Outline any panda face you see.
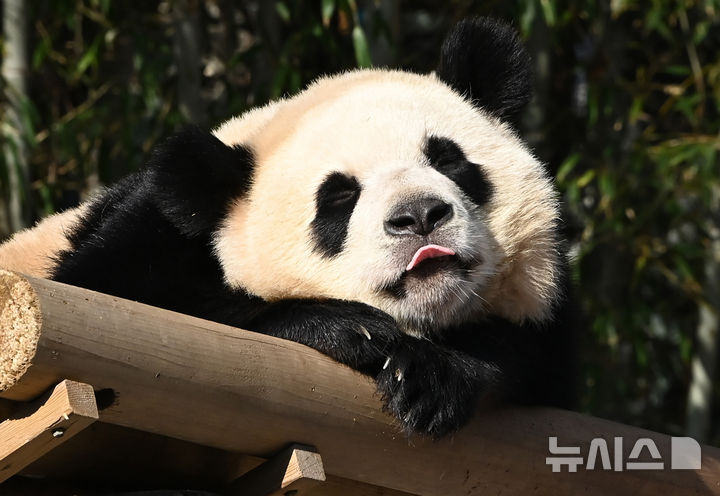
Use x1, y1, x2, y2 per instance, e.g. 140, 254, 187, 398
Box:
213, 70, 561, 335
306, 140, 499, 335
323, 133, 510, 332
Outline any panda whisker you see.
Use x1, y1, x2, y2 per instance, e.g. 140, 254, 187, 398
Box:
449, 285, 471, 304
458, 280, 480, 298
456, 284, 471, 301
457, 278, 488, 304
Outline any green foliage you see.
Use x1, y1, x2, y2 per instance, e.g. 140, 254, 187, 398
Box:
514, 0, 720, 438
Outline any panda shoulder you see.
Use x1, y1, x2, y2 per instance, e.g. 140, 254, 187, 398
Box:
0, 205, 87, 278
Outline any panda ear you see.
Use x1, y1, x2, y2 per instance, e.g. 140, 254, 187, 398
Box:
436, 17, 532, 119
145, 125, 255, 237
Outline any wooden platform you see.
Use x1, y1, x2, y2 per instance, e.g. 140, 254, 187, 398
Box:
1, 270, 719, 495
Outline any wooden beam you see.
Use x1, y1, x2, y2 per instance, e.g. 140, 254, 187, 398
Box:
0, 380, 98, 483
16, 423, 410, 495
1, 270, 719, 495
226, 444, 325, 496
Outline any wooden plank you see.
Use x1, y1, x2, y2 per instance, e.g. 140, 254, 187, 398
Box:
0, 380, 98, 483
226, 444, 325, 496
1, 271, 719, 495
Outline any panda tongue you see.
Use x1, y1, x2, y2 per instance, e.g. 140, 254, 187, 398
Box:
406, 244, 456, 272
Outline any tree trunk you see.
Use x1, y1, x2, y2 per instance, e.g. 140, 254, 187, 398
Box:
173, 0, 206, 125
2, 0, 31, 232
686, 186, 720, 442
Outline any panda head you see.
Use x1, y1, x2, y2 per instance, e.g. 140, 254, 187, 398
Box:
168, 18, 562, 336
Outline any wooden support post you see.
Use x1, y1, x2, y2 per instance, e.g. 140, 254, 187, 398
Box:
226, 444, 325, 496
0, 380, 98, 483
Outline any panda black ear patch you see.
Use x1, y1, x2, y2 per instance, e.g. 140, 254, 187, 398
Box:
436, 17, 532, 118
146, 125, 255, 237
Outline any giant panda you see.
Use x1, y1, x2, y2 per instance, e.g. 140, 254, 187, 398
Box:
0, 18, 575, 437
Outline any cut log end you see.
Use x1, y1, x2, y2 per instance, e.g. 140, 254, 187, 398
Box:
0, 270, 42, 393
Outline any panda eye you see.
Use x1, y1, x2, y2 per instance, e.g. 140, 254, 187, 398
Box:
316, 172, 361, 209
325, 189, 359, 207
435, 159, 469, 173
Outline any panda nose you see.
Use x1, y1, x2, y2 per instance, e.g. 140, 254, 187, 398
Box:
384, 198, 454, 236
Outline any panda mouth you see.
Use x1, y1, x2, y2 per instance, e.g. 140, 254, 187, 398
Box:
406, 255, 461, 278
406, 244, 456, 271
382, 247, 470, 299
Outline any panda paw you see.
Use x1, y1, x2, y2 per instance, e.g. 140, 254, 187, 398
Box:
374, 338, 494, 438
337, 306, 406, 375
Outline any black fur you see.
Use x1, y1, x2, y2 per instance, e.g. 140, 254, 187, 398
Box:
310, 172, 361, 257
147, 125, 255, 237
424, 136, 494, 206
436, 17, 532, 118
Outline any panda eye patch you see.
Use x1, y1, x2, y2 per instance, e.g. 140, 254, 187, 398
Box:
311, 172, 361, 258
424, 135, 493, 206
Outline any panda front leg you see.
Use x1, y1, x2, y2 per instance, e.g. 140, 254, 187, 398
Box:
246, 298, 498, 437
245, 298, 403, 376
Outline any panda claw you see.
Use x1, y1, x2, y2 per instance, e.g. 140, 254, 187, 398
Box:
395, 368, 403, 381
383, 357, 391, 370
359, 326, 371, 340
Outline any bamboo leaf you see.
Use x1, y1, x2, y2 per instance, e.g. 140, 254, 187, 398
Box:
539, 0, 556, 26
352, 25, 372, 68
629, 97, 644, 124
556, 153, 580, 184
76, 37, 101, 77
576, 170, 596, 188
275, 1, 291, 23
321, 0, 336, 28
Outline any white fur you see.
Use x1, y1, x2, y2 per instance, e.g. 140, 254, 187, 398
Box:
0, 205, 86, 278
213, 69, 561, 332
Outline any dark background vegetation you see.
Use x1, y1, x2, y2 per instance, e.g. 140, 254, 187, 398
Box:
1, 1, 718, 444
